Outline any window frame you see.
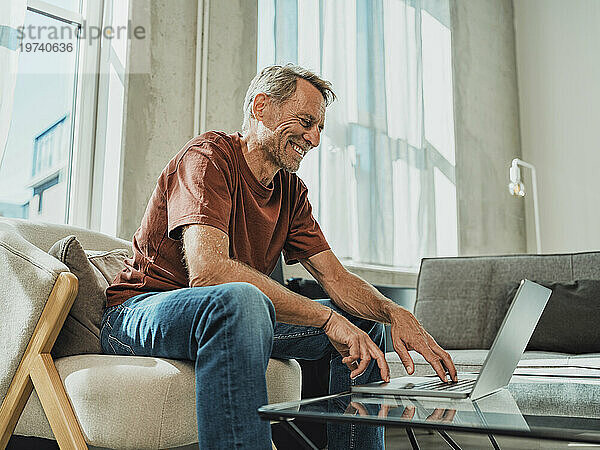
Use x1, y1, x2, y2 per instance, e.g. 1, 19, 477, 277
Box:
88, 0, 130, 235
23, 0, 103, 228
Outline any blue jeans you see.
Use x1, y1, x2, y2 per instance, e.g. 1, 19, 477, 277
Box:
100, 282, 385, 450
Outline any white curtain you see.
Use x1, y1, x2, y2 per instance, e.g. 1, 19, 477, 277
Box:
258, 0, 456, 270
0, 0, 27, 167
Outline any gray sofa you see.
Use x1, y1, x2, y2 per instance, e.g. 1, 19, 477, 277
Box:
0, 218, 301, 449
385, 252, 600, 416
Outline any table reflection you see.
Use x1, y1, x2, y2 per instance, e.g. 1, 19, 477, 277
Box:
325, 389, 530, 432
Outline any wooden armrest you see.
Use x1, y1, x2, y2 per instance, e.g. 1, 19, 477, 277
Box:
0, 272, 87, 449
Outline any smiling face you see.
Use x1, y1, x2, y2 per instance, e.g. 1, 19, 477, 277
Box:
256, 78, 326, 173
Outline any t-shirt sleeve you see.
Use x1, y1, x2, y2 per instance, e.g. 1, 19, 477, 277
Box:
283, 179, 330, 265
164, 144, 233, 240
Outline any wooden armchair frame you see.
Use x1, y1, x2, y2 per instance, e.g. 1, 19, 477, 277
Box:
0, 272, 88, 449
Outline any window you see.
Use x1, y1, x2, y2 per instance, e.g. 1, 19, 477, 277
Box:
0, 0, 101, 226
258, 0, 458, 270
1, 4, 78, 223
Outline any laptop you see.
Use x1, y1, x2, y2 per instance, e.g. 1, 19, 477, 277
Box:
352, 279, 552, 400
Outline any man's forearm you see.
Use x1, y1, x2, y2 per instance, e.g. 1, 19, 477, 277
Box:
189, 258, 330, 327
309, 267, 400, 324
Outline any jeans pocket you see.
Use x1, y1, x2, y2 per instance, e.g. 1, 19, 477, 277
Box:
107, 335, 136, 356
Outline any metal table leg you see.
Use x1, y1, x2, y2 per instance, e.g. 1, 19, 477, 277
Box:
406, 428, 421, 450
437, 430, 463, 449
277, 420, 320, 450
488, 434, 501, 449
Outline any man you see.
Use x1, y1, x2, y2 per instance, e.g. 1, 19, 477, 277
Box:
103, 64, 457, 449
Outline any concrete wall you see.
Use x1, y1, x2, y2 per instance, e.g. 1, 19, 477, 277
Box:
514, 0, 600, 253
116, 0, 258, 240
203, 0, 258, 133
451, 0, 526, 255
117, 0, 198, 240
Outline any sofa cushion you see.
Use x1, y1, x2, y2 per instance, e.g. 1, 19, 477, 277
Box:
508, 378, 600, 417
15, 355, 302, 449
48, 236, 129, 358
506, 280, 600, 354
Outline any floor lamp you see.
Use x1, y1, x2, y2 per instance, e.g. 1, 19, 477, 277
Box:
508, 158, 541, 253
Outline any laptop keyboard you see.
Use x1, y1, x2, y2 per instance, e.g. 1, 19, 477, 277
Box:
411, 378, 476, 392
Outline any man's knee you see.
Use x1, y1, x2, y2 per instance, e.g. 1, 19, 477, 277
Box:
189, 282, 275, 356
216, 282, 276, 327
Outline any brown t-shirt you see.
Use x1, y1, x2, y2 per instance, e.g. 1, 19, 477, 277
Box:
106, 131, 330, 308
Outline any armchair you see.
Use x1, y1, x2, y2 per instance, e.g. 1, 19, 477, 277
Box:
0, 218, 301, 449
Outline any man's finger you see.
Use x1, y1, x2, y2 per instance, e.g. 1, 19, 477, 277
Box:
424, 353, 449, 382
342, 357, 358, 372
437, 349, 458, 382
371, 345, 390, 382
412, 336, 448, 381
342, 355, 358, 365
340, 338, 361, 372
348, 338, 360, 361
350, 343, 371, 378
427, 335, 458, 382
351, 350, 370, 379
393, 340, 414, 375
440, 353, 458, 382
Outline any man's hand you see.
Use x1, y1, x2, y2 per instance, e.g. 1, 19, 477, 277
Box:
389, 308, 458, 382
323, 311, 390, 381
300, 250, 457, 383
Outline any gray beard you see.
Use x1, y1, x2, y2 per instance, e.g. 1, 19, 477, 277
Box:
263, 134, 300, 173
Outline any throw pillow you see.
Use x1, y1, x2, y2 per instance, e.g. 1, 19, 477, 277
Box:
86, 248, 130, 285
48, 236, 129, 358
506, 280, 600, 354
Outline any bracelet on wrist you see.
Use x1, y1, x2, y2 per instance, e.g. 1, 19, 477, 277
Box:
319, 309, 333, 329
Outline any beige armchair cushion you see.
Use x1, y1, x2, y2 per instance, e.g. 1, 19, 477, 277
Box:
16, 355, 302, 449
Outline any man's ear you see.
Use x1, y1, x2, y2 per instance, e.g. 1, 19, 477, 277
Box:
252, 93, 269, 123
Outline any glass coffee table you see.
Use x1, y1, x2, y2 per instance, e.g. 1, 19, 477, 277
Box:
259, 374, 600, 449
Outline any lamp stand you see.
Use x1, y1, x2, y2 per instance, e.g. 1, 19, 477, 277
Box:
511, 158, 541, 254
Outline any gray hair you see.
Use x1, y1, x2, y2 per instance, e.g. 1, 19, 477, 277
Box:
242, 64, 336, 132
